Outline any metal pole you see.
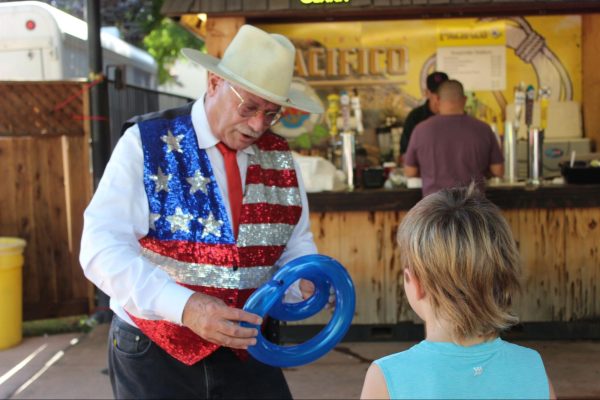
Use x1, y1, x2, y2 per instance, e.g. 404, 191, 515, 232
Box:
86, 0, 112, 323
87, 0, 111, 189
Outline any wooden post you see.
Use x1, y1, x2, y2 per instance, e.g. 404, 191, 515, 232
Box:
205, 17, 246, 58
583, 14, 600, 151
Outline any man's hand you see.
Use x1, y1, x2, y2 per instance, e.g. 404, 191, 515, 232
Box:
182, 292, 262, 349
403, 164, 419, 177
299, 278, 336, 309
299, 278, 315, 300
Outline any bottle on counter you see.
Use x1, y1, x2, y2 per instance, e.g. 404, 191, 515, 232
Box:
376, 120, 393, 163
326, 93, 340, 137
503, 121, 518, 184
339, 90, 355, 190
527, 127, 544, 186
539, 86, 551, 131
350, 88, 364, 135
513, 82, 526, 137
339, 90, 351, 133
326, 93, 341, 168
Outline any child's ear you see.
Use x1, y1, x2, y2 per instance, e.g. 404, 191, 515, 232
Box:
405, 268, 426, 300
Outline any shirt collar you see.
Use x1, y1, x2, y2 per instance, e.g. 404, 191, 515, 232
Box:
191, 93, 255, 156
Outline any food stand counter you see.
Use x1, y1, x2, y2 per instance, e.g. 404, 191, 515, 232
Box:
289, 184, 600, 340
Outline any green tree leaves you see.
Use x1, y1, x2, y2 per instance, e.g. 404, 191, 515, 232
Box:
143, 17, 205, 84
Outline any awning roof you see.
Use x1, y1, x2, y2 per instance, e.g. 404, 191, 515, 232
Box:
161, 0, 600, 22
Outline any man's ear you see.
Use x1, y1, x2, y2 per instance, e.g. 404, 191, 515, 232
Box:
206, 73, 222, 95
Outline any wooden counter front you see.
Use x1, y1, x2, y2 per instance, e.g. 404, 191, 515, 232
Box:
302, 185, 600, 327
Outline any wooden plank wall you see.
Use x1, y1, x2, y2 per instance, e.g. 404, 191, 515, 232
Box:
0, 82, 94, 320
582, 13, 600, 151
304, 208, 600, 325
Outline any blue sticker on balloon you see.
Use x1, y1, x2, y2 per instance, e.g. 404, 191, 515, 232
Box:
242, 254, 355, 368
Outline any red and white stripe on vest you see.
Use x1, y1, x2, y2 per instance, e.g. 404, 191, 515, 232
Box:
127, 107, 301, 365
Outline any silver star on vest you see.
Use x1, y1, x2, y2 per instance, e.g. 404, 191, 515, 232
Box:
198, 211, 224, 238
161, 130, 184, 153
186, 170, 210, 195
166, 207, 194, 233
150, 167, 171, 193
149, 213, 161, 231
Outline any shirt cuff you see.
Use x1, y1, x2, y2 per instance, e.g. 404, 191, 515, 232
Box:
155, 281, 195, 325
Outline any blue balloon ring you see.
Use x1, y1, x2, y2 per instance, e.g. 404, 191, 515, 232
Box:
242, 254, 356, 368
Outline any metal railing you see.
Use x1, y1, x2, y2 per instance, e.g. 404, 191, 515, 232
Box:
107, 80, 193, 149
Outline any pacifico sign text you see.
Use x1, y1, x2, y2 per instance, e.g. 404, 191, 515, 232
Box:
294, 46, 407, 78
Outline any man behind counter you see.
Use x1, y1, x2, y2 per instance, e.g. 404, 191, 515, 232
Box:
399, 71, 449, 158
403, 79, 504, 197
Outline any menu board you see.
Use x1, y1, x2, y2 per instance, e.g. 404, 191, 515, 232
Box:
436, 20, 506, 91
437, 45, 506, 91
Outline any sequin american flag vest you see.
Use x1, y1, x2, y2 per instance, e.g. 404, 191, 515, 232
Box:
125, 104, 302, 365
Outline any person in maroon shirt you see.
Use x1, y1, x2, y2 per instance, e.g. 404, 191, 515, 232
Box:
403, 80, 504, 197
399, 71, 449, 157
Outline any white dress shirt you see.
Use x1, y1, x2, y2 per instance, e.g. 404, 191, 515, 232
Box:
80, 97, 317, 327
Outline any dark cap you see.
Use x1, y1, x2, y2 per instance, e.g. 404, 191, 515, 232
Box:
426, 71, 449, 93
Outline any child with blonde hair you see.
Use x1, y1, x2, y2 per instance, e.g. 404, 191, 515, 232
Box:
360, 184, 555, 399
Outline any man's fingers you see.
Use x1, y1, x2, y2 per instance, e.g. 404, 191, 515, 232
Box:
218, 319, 259, 338
221, 306, 263, 326
300, 278, 316, 299
326, 286, 336, 311
207, 330, 258, 349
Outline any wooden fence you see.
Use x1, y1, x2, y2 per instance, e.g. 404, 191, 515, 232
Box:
0, 81, 94, 320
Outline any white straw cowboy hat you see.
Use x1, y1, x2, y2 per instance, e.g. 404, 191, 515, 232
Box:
182, 24, 323, 114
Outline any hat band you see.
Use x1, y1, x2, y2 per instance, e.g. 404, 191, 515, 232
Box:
219, 63, 290, 104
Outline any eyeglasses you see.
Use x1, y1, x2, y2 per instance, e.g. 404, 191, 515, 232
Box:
228, 83, 283, 126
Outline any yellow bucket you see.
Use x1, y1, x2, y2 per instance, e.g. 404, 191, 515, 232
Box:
0, 237, 26, 349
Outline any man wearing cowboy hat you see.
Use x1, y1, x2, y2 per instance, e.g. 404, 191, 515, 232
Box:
80, 25, 324, 398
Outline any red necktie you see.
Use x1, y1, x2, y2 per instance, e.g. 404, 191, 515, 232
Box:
216, 142, 243, 239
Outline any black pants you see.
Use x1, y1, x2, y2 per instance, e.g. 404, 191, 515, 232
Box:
108, 315, 292, 399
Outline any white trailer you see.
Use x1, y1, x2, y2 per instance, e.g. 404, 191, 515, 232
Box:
0, 1, 157, 88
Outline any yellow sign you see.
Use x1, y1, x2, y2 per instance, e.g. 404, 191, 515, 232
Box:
259, 16, 581, 133
437, 21, 506, 47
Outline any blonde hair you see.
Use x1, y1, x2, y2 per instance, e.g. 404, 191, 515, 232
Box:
397, 184, 521, 340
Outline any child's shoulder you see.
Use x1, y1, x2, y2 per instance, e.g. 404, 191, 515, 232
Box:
375, 339, 544, 366
374, 342, 427, 367
499, 339, 544, 362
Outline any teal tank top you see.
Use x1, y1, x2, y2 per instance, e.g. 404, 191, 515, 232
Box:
374, 338, 549, 399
